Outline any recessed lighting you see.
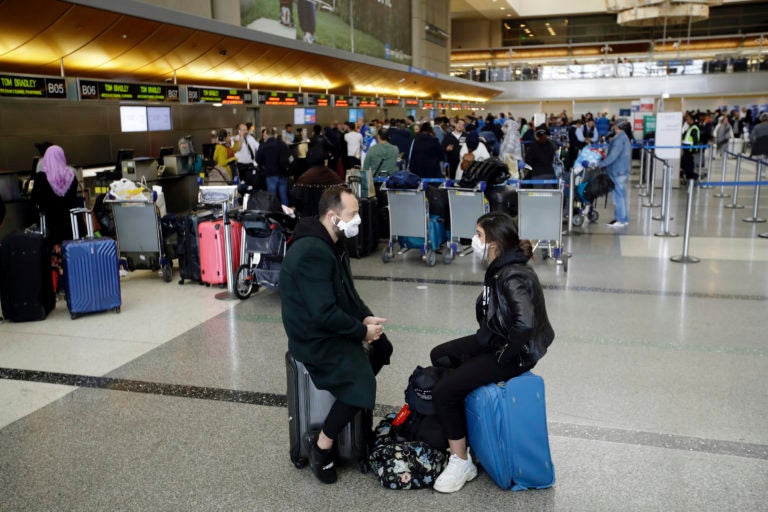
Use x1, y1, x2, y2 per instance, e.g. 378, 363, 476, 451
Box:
500, 7, 505, 9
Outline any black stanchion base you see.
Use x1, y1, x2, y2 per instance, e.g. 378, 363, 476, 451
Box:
671, 255, 700, 263
743, 217, 767, 223
712, 193, 730, 198
215, 291, 240, 301
758, 233, 768, 239
655, 231, 679, 237
723, 204, 745, 209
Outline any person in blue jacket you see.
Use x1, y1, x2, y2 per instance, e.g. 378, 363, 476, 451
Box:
599, 120, 632, 227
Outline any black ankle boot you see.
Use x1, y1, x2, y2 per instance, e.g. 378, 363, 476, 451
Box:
307, 433, 337, 484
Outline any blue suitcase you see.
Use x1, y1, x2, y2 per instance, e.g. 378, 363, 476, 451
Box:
62, 208, 121, 319
465, 371, 555, 491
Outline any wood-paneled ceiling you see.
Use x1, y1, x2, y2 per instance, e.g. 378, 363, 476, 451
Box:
0, 0, 500, 101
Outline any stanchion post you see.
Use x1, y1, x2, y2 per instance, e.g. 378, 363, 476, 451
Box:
566, 169, 575, 235
655, 161, 678, 237
743, 159, 766, 223
643, 156, 661, 207
636, 146, 646, 189
701, 143, 714, 188
713, 151, 729, 198
639, 148, 650, 197
671, 179, 700, 263
652, 159, 668, 220
724, 154, 745, 209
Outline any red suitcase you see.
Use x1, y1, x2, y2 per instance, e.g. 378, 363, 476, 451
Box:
198, 218, 242, 285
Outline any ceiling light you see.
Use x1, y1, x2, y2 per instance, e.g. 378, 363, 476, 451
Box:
500, 7, 505, 9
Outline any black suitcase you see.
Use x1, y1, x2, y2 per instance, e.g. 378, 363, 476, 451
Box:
486, 186, 518, 217
286, 351, 371, 472
346, 197, 377, 258
176, 210, 213, 284
0, 231, 55, 322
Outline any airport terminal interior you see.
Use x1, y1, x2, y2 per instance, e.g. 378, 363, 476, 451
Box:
1, 1, 767, 511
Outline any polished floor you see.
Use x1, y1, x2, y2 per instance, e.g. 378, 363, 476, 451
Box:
1, 156, 767, 511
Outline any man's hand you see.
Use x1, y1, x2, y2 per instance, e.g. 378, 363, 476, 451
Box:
363, 316, 386, 343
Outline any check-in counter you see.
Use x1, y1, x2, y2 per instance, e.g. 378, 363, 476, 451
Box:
147, 174, 200, 214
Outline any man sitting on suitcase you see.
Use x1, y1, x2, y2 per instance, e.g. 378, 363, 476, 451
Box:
280, 185, 393, 484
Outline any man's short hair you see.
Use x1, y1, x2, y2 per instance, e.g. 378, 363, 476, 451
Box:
318, 185, 353, 216
377, 128, 390, 141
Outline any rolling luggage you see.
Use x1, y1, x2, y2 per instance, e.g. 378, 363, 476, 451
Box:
176, 210, 212, 284
62, 208, 121, 319
198, 217, 242, 285
286, 351, 371, 472
345, 196, 377, 258
0, 229, 55, 322
465, 371, 555, 491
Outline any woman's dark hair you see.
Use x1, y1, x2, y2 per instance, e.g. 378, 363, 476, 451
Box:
217, 129, 228, 141
313, 124, 322, 135
419, 122, 434, 135
477, 211, 533, 260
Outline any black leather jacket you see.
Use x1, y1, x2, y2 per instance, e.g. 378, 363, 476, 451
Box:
475, 248, 555, 366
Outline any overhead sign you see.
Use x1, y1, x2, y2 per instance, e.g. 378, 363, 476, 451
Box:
422, 101, 434, 109
383, 98, 401, 107
188, 87, 251, 104
404, 98, 420, 108
79, 79, 179, 102
334, 95, 350, 107
307, 93, 330, 107
0, 74, 66, 99
257, 90, 300, 106
358, 97, 379, 108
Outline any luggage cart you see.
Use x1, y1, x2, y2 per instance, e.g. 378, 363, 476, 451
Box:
381, 184, 436, 266
517, 180, 568, 271
109, 196, 174, 282
443, 181, 490, 264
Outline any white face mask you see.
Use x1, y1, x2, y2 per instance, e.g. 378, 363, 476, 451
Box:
472, 234, 490, 260
335, 213, 362, 238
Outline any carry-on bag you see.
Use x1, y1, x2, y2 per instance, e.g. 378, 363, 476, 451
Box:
176, 210, 213, 284
198, 217, 242, 285
345, 196, 378, 258
62, 208, 121, 319
0, 221, 55, 322
465, 371, 555, 491
286, 351, 371, 472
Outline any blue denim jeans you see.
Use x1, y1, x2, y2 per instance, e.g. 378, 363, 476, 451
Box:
266, 175, 289, 206
611, 174, 629, 223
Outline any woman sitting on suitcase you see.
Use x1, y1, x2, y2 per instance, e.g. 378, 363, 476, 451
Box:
430, 211, 555, 493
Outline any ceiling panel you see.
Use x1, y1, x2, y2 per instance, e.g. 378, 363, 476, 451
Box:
0, 0, 499, 101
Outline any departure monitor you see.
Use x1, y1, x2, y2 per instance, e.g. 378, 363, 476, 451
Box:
120, 106, 147, 132
147, 106, 172, 131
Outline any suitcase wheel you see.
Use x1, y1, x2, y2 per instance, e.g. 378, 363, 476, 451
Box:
114, 307, 121, 314
70, 313, 78, 320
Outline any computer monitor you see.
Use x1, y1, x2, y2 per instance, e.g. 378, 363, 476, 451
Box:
158, 146, 175, 166
115, 148, 135, 173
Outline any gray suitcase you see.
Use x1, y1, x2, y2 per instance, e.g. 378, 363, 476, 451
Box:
285, 351, 370, 472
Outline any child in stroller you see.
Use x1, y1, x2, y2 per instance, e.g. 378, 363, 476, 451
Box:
569, 146, 614, 226
233, 209, 296, 299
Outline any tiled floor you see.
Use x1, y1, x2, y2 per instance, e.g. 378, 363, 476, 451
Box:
1, 157, 767, 511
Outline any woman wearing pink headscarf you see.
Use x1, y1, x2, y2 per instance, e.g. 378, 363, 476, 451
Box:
31, 145, 81, 282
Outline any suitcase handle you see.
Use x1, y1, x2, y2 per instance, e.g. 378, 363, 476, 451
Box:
69, 207, 94, 240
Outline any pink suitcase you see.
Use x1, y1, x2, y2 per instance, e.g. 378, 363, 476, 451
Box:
198, 218, 242, 285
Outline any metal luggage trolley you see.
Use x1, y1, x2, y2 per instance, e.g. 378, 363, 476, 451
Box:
517, 179, 568, 271
443, 181, 490, 264
108, 193, 174, 282
381, 183, 437, 266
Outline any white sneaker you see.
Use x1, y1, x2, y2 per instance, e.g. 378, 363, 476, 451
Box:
433, 449, 478, 493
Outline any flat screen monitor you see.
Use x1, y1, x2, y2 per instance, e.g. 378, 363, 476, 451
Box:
304, 108, 317, 124
147, 106, 172, 131
120, 106, 147, 132
158, 146, 175, 165
348, 108, 364, 123
115, 148, 135, 172
293, 108, 305, 126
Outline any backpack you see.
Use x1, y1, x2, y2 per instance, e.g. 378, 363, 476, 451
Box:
178, 136, 195, 156
458, 157, 509, 188
385, 170, 421, 190
368, 413, 449, 490
582, 173, 615, 202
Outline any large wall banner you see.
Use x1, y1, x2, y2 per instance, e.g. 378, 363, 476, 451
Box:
241, 0, 412, 65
